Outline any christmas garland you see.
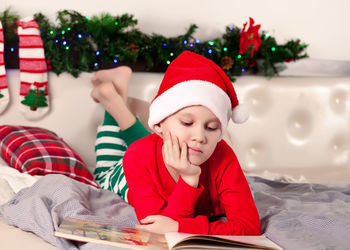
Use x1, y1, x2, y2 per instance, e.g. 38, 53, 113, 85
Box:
1, 8, 308, 80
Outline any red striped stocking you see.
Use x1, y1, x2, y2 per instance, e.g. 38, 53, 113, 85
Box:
0, 21, 9, 114
18, 16, 49, 120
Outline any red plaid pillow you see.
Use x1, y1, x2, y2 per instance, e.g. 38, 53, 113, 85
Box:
0, 125, 98, 188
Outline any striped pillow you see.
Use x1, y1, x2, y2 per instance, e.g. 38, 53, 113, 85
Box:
0, 125, 98, 188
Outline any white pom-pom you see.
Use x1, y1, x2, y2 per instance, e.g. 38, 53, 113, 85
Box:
232, 104, 249, 124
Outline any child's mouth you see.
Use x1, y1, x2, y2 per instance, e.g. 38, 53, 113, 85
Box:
189, 147, 202, 154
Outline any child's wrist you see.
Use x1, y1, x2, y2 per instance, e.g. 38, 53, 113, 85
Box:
181, 175, 200, 188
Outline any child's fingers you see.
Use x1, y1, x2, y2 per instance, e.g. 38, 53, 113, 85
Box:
140, 215, 157, 224
171, 133, 180, 159
180, 142, 188, 163
163, 131, 172, 161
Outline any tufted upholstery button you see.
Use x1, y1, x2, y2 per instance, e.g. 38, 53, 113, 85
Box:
244, 87, 272, 118
329, 88, 349, 114
286, 109, 313, 144
329, 133, 349, 165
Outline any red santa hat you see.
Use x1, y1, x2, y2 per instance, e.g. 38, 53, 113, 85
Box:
148, 51, 249, 139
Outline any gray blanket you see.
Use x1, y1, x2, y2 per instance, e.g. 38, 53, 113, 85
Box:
1, 174, 350, 250
0, 174, 138, 250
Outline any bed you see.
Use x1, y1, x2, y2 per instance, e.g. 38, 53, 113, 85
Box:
1, 69, 350, 249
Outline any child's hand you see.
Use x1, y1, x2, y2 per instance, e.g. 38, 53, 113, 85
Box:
135, 215, 179, 234
163, 131, 201, 187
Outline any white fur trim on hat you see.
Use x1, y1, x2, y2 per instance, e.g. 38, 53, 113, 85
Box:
148, 80, 232, 140
232, 103, 250, 124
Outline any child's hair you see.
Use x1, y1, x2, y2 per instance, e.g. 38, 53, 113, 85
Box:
148, 51, 249, 139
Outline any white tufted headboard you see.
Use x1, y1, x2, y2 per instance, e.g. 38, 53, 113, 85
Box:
1, 70, 350, 182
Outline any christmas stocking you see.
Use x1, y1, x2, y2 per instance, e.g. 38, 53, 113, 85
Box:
0, 21, 9, 114
18, 16, 49, 120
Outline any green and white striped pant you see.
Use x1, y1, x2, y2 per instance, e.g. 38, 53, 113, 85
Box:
93, 111, 150, 202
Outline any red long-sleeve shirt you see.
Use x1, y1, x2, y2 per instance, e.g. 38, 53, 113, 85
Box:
123, 133, 261, 235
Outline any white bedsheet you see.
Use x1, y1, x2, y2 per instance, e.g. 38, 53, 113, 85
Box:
0, 164, 42, 205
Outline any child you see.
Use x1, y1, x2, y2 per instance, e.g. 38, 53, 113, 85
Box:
91, 51, 261, 236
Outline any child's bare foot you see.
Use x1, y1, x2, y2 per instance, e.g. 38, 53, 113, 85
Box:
90, 81, 122, 105
91, 66, 132, 103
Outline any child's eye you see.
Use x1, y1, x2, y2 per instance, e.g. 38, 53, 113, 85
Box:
206, 126, 218, 131
181, 121, 193, 126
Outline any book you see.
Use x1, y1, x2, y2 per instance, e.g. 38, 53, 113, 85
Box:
54, 217, 282, 250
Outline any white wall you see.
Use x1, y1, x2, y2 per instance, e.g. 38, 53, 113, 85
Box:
2, 0, 350, 62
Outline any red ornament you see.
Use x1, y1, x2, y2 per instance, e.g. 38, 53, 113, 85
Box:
284, 58, 294, 63
239, 17, 261, 58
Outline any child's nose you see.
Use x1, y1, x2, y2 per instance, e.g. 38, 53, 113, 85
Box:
192, 127, 206, 143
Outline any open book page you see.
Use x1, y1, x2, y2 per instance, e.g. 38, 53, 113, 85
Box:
54, 217, 168, 250
165, 232, 283, 250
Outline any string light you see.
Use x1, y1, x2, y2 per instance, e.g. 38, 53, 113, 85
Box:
9, 10, 306, 80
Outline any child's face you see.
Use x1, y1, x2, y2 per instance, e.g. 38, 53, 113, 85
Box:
155, 105, 222, 165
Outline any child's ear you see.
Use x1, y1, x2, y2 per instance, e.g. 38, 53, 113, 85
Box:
153, 123, 163, 137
